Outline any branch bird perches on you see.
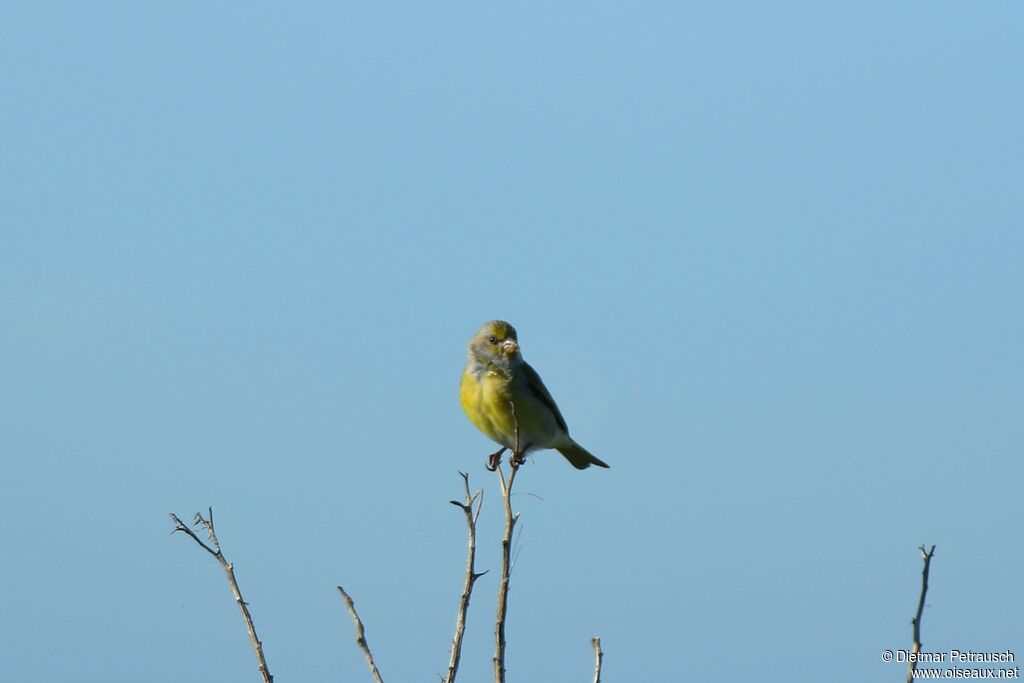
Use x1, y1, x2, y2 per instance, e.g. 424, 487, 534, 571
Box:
493, 400, 522, 683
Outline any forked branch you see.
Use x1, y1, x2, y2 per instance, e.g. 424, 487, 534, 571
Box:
492, 401, 523, 683
170, 509, 273, 683
907, 544, 937, 683
444, 472, 486, 683
493, 462, 520, 683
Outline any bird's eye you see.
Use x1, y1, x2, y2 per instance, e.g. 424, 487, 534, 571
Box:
488, 336, 498, 344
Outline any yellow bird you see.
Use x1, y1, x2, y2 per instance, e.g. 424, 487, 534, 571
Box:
460, 320, 609, 470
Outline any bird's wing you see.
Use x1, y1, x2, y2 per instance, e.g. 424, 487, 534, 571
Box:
520, 361, 569, 433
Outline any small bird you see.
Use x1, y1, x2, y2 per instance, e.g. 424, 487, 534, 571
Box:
460, 320, 609, 470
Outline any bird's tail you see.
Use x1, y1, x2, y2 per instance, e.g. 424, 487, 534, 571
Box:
557, 440, 610, 470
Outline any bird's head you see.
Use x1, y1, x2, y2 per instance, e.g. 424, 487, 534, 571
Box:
467, 320, 521, 373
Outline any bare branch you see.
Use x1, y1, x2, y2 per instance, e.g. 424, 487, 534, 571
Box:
169, 513, 219, 559
907, 544, 937, 683
591, 637, 604, 683
491, 400, 525, 682
493, 462, 520, 683
443, 472, 485, 683
337, 586, 385, 683
169, 510, 273, 683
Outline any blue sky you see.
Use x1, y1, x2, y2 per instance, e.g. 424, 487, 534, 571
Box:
1, 3, 1021, 681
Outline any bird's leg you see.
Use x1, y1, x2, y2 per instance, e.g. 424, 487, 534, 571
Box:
509, 400, 525, 468
486, 447, 507, 472
510, 444, 531, 469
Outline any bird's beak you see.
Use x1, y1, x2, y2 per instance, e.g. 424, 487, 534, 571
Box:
501, 339, 519, 356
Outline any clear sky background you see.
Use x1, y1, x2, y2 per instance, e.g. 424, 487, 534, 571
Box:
2, 3, 1021, 682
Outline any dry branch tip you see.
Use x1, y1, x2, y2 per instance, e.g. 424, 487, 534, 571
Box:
337, 586, 385, 683
592, 636, 604, 683
443, 472, 484, 683
906, 544, 937, 683
170, 508, 272, 683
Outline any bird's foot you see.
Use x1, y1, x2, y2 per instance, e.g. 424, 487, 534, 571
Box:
486, 447, 507, 472
510, 449, 528, 469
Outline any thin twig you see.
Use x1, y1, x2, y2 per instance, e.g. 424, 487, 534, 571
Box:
493, 463, 520, 683
170, 509, 273, 683
907, 544, 937, 683
591, 637, 604, 683
338, 586, 385, 683
492, 400, 523, 683
444, 472, 486, 683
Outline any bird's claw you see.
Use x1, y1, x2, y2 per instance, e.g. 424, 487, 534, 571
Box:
486, 447, 507, 471
510, 450, 526, 468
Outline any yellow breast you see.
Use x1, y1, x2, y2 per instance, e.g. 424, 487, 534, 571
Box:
460, 367, 518, 449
